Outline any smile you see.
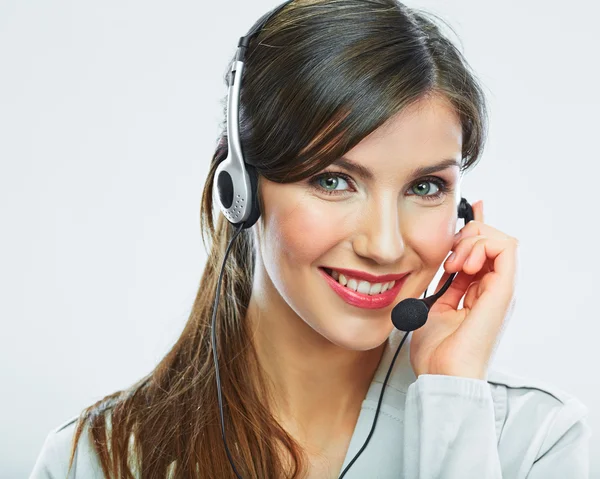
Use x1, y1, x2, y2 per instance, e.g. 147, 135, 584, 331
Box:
319, 267, 409, 310
324, 268, 396, 295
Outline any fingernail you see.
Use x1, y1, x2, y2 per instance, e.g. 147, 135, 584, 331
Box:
447, 252, 456, 263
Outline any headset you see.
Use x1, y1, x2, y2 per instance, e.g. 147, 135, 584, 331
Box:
211, 1, 474, 477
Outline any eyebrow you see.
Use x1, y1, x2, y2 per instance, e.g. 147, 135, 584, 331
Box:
331, 156, 461, 181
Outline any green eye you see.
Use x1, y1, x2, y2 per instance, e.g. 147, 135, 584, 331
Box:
411, 181, 440, 196
317, 175, 349, 191
308, 171, 354, 197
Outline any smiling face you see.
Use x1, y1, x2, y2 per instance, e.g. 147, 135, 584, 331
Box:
251, 93, 464, 351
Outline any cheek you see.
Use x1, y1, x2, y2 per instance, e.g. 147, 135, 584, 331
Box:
405, 207, 456, 266
262, 192, 343, 269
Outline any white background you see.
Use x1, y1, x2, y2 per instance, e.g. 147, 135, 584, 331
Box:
1, 0, 598, 476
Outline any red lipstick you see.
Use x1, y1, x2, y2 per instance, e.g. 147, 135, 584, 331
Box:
321, 266, 409, 283
319, 267, 409, 309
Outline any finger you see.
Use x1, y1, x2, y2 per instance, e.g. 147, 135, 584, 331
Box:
447, 235, 517, 280
448, 243, 517, 350
463, 280, 480, 310
437, 239, 491, 311
446, 235, 486, 274
454, 222, 512, 248
473, 200, 484, 223
454, 211, 515, 249
435, 271, 477, 310
459, 271, 514, 352
463, 239, 489, 276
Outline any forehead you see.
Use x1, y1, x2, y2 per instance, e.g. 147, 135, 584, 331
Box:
347, 94, 463, 169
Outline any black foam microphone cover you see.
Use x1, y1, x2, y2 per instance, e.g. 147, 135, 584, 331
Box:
391, 298, 429, 332
391, 269, 457, 332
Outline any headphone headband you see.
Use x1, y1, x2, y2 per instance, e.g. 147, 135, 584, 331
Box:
238, 0, 295, 55
215, 1, 295, 228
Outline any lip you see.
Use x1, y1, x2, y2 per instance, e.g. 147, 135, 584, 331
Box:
319, 267, 409, 310
320, 266, 410, 283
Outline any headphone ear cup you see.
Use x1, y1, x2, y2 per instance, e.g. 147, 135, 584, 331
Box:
242, 164, 261, 229
458, 198, 474, 223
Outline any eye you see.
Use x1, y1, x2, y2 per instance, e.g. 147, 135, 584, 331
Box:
411, 180, 439, 196
407, 177, 449, 201
309, 171, 353, 195
318, 175, 350, 191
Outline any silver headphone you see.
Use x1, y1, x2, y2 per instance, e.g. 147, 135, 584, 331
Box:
214, 1, 294, 229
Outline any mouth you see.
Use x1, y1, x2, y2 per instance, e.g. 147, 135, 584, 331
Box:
321, 267, 399, 295
319, 267, 409, 310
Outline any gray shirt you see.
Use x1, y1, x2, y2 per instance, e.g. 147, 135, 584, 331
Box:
30, 330, 591, 478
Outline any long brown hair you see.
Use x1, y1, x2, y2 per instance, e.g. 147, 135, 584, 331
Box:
68, 1, 488, 477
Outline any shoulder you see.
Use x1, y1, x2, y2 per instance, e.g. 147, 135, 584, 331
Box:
30, 415, 106, 479
486, 368, 590, 455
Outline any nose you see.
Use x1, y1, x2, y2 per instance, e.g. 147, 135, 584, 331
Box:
351, 199, 405, 265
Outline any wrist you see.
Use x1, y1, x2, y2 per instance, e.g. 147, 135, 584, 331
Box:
421, 367, 487, 381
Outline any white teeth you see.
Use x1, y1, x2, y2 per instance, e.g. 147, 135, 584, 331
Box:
357, 281, 371, 294
327, 268, 398, 295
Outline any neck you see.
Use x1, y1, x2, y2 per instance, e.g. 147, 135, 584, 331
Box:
246, 265, 386, 448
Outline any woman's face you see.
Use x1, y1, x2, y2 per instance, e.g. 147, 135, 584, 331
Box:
253, 94, 463, 351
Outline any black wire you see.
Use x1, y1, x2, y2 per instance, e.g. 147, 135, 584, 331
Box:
338, 287, 426, 477
212, 222, 246, 479
337, 330, 409, 478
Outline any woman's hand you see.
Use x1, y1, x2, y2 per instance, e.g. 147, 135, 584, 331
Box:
409, 200, 518, 380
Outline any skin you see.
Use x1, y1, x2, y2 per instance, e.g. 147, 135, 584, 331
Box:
245, 93, 517, 477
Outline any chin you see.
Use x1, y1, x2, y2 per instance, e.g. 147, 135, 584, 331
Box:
319, 318, 394, 352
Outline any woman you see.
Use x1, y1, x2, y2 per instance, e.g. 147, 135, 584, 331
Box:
31, 0, 590, 478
